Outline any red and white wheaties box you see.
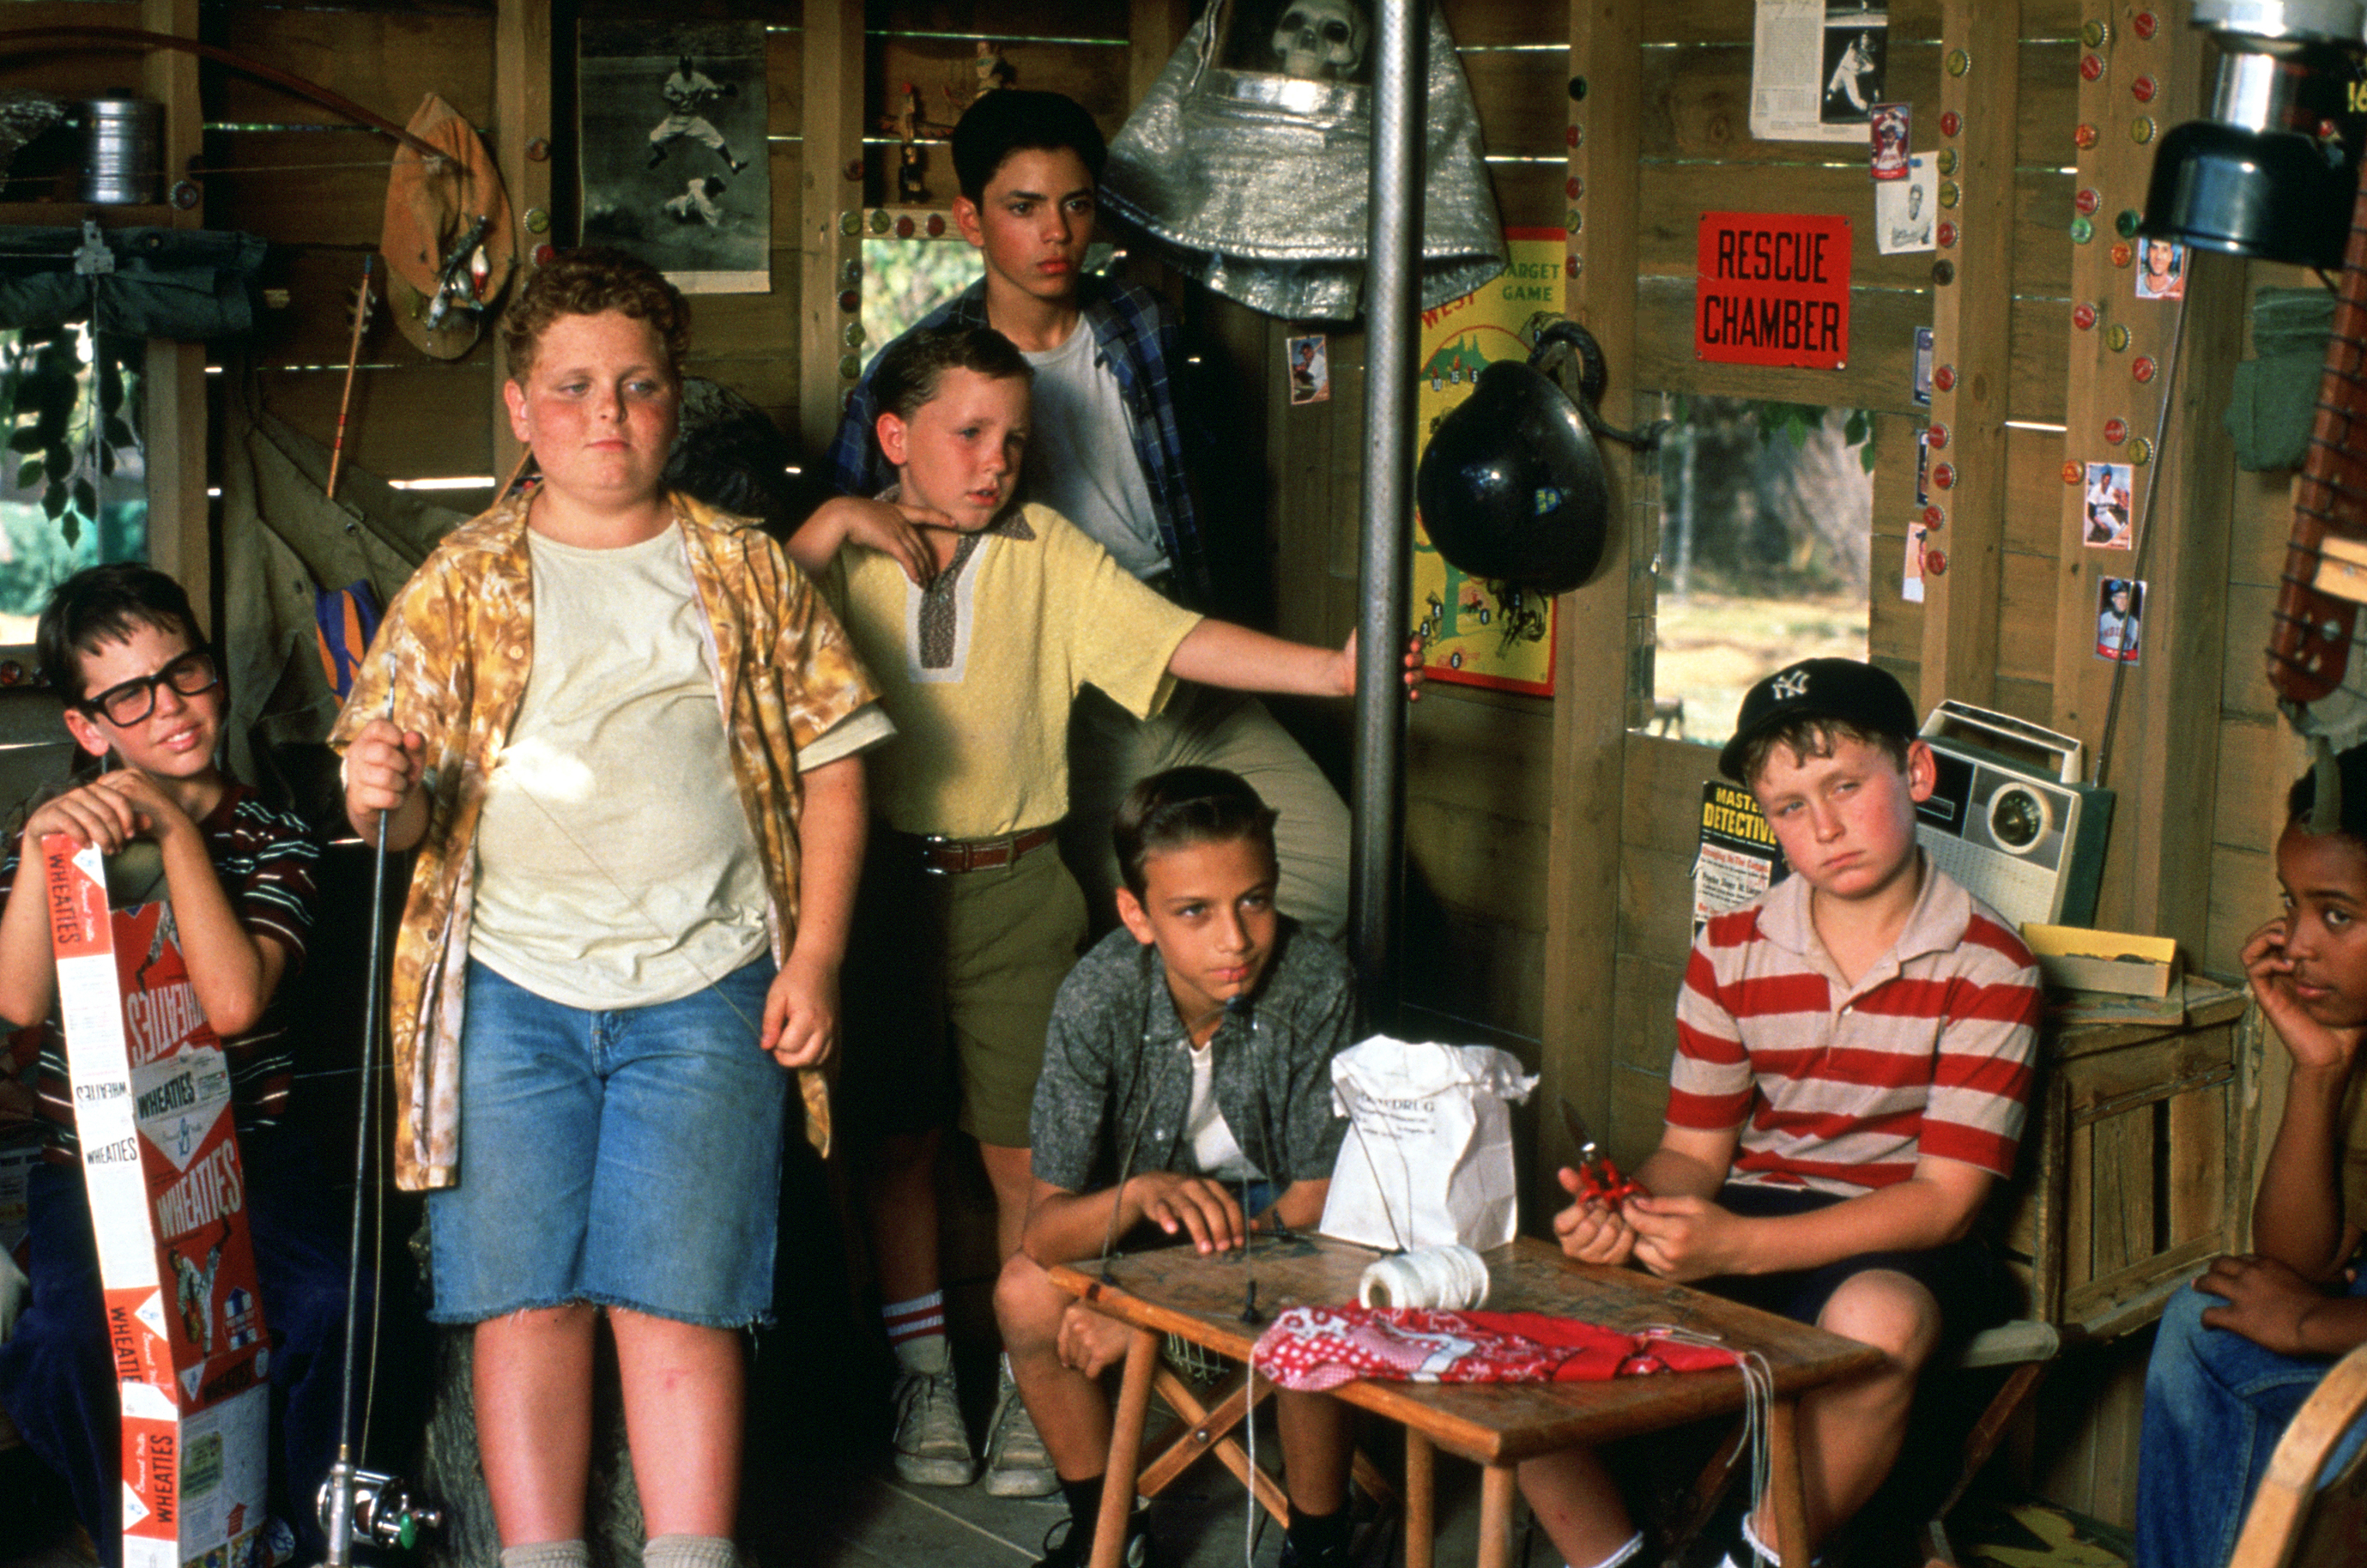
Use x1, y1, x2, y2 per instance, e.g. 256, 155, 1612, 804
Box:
45, 834, 271, 1568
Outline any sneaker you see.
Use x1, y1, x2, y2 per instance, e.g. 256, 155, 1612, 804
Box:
1677, 1497, 1775, 1568
1032, 1513, 1157, 1568
1277, 1535, 1353, 1568
888, 1364, 976, 1486
984, 1358, 1060, 1498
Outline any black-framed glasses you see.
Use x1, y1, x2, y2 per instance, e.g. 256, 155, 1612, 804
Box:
77, 650, 219, 727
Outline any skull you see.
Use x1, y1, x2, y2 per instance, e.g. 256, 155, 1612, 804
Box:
1271, 0, 1367, 82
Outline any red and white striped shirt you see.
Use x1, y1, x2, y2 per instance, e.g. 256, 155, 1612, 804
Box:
1668, 862, 2039, 1196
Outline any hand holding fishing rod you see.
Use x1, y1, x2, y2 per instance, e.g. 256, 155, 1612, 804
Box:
338, 717, 428, 851
319, 674, 441, 1565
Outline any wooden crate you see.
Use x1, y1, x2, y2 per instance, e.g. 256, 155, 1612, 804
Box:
1994, 980, 2253, 1337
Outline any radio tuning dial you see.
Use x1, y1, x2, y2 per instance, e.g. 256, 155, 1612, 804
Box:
1989, 784, 2051, 851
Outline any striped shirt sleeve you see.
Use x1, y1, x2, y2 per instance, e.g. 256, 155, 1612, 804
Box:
1915, 911, 2041, 1177
1667, 909, 1763, 1131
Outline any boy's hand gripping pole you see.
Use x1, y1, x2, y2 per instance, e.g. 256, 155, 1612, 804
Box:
319, 668, 438, 1563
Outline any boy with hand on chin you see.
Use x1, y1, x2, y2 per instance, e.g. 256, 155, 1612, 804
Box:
788, 324, 1410, 1501
994, 767, 1355, 1568
1520, 660, 2040, 1568
0, 564, 341, 1567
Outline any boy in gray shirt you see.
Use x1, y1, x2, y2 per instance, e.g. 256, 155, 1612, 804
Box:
993, 767, 1356, 1568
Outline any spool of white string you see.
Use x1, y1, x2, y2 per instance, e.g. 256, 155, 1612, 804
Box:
1358, 1244, 1491, 1310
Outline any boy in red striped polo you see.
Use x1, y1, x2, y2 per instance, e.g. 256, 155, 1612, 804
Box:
1519, 658, 2041, 1568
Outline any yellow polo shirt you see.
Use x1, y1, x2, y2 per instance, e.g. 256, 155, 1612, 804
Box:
826, 503, 1202, 840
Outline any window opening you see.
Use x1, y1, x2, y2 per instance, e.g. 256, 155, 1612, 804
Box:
0, 324, 147, 642
857, 237, 1123, 369
1647, 396, 1872, 747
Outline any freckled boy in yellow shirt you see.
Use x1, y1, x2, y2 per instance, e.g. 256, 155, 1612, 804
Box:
790, 320, 1416, 1504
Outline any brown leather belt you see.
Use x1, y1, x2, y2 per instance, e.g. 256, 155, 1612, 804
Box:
909, 826, 1057, 875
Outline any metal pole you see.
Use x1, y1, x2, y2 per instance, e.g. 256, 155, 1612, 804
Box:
1350, 0, 1424, 1022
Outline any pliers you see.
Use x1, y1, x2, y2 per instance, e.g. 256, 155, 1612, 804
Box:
1559, 1098, 1647, 1208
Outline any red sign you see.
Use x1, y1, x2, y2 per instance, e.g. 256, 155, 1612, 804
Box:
1695, 212, 1853, 370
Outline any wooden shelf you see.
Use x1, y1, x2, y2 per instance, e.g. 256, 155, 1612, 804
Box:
0, 202, 175, 228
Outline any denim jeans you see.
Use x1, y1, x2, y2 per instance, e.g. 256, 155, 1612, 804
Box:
2135, 1268, 2367, 1568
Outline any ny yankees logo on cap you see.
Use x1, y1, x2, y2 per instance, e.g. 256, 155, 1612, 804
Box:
1720, 657, 1921, 784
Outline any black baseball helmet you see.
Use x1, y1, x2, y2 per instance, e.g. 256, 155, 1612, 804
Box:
1415, 359, 1612, 596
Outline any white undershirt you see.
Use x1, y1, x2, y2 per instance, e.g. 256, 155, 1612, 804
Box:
1020, 322, 1170, 580
1184, 1042, 1263, 1183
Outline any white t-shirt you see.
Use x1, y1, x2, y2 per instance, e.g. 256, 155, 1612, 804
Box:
1021, 323, 1170, 580
1184, 1041, 1264, 1183
469, 525, 817, 1008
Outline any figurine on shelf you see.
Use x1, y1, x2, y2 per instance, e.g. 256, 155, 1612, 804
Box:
973, 39, 1014, 100
877, 82, 950, 207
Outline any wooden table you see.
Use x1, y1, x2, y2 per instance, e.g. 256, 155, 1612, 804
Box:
1050, 1234, 1883, 1568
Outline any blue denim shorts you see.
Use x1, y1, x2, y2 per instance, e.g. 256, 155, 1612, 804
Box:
425, 957, 788, 1329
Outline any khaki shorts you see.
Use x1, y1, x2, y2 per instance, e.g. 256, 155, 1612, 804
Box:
838, 827, 1086, 1149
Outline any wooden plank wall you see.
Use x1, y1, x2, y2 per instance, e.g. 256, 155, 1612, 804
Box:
1, 3, 2297, 1166
201, 0, 502, 505
1577, 3, 2326, 1172
4, 0, 2325, 1529
2213, 271, 2314, 974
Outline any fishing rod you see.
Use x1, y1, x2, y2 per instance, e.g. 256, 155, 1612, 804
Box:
317, 663, 440, 1565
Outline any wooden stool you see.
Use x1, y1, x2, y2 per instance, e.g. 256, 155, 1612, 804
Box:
1136, 1346, 1396, 1526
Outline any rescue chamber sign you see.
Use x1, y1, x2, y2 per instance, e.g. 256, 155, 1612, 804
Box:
1696, 211, 1852, 369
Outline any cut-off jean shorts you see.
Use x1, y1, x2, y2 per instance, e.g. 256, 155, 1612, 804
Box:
425, 956, 787, 1329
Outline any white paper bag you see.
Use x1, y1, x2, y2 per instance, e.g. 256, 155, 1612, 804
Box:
1317, 1035, 1538, 1251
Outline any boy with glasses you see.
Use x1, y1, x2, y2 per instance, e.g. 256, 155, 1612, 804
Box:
0, 562, 345, 1567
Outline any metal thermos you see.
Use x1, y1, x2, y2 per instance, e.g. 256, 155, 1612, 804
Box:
82, 97, 160, 204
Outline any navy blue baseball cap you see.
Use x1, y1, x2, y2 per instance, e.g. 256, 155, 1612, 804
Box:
1719, 658, 1919, 783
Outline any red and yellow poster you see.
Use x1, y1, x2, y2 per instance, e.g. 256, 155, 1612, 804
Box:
1411, 227, 1564, 696
48, 836, 271, 1568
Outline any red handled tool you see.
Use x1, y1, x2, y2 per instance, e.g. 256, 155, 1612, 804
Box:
1559, 1098, 1646, 1207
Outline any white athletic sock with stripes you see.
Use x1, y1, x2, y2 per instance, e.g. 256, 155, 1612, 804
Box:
883, 1291, 948, 1372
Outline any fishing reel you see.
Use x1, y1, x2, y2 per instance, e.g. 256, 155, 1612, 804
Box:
316, 1465, 445, 1557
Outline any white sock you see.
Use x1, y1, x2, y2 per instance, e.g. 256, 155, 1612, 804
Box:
1570, 1529, 1644, 1568
642, 1535, 736, 1568
499, 1543, 590, 1568
883, 1290, 948, 1373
